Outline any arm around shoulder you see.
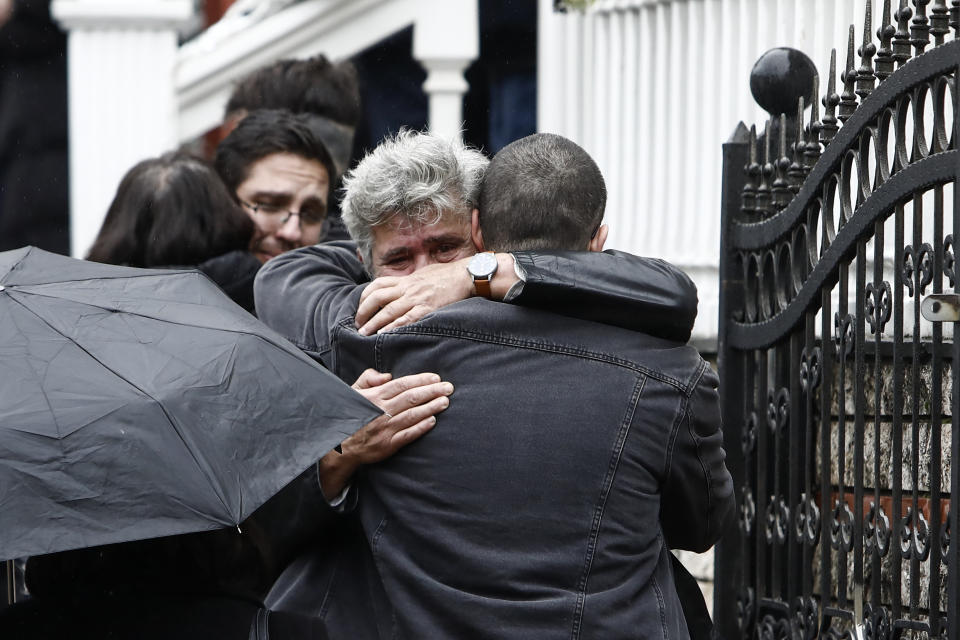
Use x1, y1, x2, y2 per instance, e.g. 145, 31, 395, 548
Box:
510, 250, 699, 343
254, 242, 370, 365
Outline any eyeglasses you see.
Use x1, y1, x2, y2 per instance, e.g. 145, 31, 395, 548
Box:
239, 199, 328, 231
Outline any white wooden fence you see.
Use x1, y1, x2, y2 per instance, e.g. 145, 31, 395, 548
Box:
538, 0, 881, 344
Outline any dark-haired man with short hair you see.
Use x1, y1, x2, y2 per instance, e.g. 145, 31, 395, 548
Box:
222, 55, 360, 180
256, 133, 732, 638
215, 109, 337, 264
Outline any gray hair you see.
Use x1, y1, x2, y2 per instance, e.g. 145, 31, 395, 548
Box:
341, 129, 488, 268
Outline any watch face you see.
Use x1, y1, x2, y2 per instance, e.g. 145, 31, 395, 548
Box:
468, 252, 498, 278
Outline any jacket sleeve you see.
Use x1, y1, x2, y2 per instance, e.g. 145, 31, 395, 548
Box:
197, 250, 261, 315
660, 361, 736, 552
253, 242, 369, 367
244, 463, 342, 573
510, 250, 699, 343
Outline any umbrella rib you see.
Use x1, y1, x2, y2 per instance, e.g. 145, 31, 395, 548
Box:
0, 245, 33, 285
14, 284, 318, 368
5, 307, 69, 440
4, 268, 194, 288
4, 293, 236, 519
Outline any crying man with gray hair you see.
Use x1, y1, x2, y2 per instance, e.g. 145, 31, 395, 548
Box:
340, 129, 488, 276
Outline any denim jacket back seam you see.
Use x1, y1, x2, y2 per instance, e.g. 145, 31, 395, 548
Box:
569, 374, 647, 640
683, 361, 717, 544
380, 322, 693, 393
652, 531, 668, 640
662, 359, 709, 482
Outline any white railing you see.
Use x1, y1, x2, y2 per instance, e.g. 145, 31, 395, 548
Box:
538, 0, 875, 345
51, 0, 478, 258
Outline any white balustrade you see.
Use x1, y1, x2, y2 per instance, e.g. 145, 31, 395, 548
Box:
54, 0, 478, 258
538, 0, 874, 345
51, 0, 194, 259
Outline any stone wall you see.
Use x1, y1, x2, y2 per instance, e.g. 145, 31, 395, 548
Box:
812, 356, 954, 630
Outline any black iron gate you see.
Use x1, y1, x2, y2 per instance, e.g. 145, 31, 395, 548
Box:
715, 2, 960, 638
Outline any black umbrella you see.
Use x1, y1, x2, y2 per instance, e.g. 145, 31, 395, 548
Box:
0, 247, 379, 562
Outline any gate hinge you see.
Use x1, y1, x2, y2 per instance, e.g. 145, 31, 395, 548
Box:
921, 294, 960, 322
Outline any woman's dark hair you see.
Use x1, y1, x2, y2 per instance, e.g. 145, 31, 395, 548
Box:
87, 152, 255, 268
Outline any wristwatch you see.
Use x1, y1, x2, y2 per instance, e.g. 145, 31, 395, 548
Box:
467, 252, 498, 298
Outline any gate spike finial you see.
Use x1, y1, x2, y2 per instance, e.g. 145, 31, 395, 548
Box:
788, 97, 806, 193
742, 124, 758, 215
875, 0, 897, 81
755, 119, 773, 216
929, 0, 950, 44
805, 75, 822, 170
856, 0, 877, 99
910, 0, 931, 55
772, 113, 791, 209
821, 49, 840, 144
893, 0, 914, 66
839, 26, 859, 123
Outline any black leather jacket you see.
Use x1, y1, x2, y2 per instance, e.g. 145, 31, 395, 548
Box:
254, 244, 733, 639
254, 241, 699, 367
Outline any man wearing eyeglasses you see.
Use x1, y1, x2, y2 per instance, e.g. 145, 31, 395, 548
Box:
215, 109, 337, 264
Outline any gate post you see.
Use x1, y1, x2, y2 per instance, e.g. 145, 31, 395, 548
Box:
714, 122, 749, 639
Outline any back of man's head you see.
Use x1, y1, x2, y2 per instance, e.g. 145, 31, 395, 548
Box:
214, 109, 337, 197
225, 55, 361, 128
478, 133, 605, 252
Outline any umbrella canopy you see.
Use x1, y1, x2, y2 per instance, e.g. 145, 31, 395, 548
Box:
0, 247, 379, 562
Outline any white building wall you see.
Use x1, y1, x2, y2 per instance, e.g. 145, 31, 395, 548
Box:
538, 0, 875, 345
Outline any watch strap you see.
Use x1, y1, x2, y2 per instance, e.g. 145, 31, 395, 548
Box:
474, 277, 493, 298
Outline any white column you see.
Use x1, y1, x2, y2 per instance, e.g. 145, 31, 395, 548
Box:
51, 0, 194, 258
412, 0, 478, 142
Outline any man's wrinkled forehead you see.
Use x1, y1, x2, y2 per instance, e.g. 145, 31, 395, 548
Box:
374, 210, 467, 236
377, 210, 443, 232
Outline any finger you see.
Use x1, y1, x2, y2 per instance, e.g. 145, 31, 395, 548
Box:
360, 372, 443, 406
351, 368, 391, 390
356, 284, 402, 327
374, 372, 443, 397
388, 416, 438, 450
380, 381, 454, 417
385, 395, 450, 431
359, 297, 416, 336
359, 276, 399, 306
347, 396, 447, 464
377, 305, 433, 333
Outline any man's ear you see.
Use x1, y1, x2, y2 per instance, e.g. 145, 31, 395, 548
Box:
588, 224, 609, 252
470, 208, 485, 251
356, 247, 364, 264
